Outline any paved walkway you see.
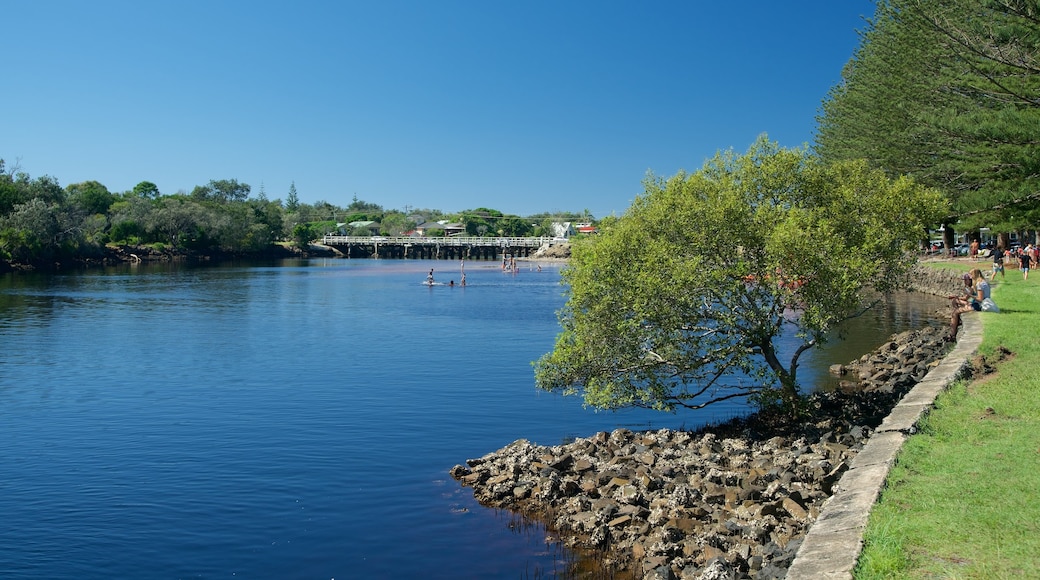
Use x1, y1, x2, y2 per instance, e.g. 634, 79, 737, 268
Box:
786, 314, 983, 579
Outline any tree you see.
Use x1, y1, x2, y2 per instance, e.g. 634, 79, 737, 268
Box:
347, 195, 383, 214
249, 198, 286, 240
146, 198, 209, 248
0, 198, 59, 260
286, 181, 299, 212
66, 180, 115, 216
291, 222, 322, 248
534, 137, 947, 414
108, 195, 155, 244
26, 175, 67, 207
379, 211, 411, 236
190, 179, 250, 203
816, 0, 1040, 238
498, 215, 532, 237
0, 160, 29, 216
131, 181, 161, 199
461, 207, 502, 236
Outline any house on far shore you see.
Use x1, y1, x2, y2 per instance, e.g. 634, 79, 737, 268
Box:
550, 222, 576, 239
443, 222, 466, 236
348, 220, 381, 236
414, 221, 466, 237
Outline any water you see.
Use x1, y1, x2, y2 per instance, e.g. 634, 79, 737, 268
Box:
0, 259, 945, 579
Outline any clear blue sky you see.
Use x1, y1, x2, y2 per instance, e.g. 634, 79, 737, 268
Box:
3, 1, 874, 219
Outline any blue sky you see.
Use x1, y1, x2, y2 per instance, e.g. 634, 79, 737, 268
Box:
3, 1, 874, 219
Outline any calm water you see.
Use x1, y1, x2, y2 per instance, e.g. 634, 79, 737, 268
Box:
0, 259, 944, 579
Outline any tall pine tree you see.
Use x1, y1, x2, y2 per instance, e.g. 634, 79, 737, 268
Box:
286, 181, 299, 213
816, 0, 1040, 240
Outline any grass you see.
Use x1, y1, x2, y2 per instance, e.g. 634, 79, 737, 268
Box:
855, 260, 1040, 579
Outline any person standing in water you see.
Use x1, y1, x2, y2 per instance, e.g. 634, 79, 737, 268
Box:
427, 269, 435, 284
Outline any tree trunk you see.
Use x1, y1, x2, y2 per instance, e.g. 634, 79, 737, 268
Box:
943, 226, 955, 256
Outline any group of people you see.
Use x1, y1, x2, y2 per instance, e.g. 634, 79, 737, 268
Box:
426, 262, 468, 287
948, 268, 999, 342
989, 244, 1034, 280
501, 255, 518, 273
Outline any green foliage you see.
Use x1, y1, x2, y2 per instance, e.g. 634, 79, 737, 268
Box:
291, 222, 329, 248
0, 165, 27, 217
285, 181, 300, 212
0, 227, 40, 261
498, 215, 533, 237
109, 222, 144, 244
346, 195, 383, 214
342, 212, 371, 224
378, 211, 412, 236
190, 178, 251, 203
535, 136, 947, 413
0, 157, 597, 266
131, 181, 161, 199
461, 208, 502, 236
67, 180, 115, 216
816, 0, 1040, 234
241, 223, 275, 251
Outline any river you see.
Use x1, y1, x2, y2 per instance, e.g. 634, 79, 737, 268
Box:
0, 258, 945, 578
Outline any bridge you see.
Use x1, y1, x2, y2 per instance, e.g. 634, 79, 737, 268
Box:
320, 235, 561, 260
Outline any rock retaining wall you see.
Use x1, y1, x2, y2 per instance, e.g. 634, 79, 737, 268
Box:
907, 264, 970, 297
452, 318, 958, 578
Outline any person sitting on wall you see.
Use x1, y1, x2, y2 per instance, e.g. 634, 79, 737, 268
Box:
948, 269, 999, 341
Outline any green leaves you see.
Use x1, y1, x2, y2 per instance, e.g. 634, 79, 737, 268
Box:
816, 0, 1040, 229
535, 137, 945, 414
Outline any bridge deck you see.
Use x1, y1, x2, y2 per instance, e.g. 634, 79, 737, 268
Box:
320, 235, 563, 259
322, 235, 556, 247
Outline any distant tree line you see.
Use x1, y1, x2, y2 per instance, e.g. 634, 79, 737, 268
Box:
0, 160, 592, 268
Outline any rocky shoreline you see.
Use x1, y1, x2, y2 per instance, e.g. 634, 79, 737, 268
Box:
451, 270, 962, 579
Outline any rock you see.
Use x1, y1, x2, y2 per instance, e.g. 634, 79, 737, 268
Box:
449, 269, 962, 578
781, 497, 809, 521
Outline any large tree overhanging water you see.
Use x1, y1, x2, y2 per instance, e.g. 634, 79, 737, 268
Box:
534, 136, 948, 415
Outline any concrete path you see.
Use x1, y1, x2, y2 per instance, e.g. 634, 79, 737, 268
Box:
786, 314, 983, 579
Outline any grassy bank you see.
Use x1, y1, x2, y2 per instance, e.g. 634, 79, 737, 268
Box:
855, 262, 1040, 578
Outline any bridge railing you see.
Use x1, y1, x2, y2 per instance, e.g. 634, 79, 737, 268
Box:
321, 235, 558, 247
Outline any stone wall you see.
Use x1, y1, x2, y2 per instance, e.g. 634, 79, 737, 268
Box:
907, 264, 969, 297
451, 322, 959, 579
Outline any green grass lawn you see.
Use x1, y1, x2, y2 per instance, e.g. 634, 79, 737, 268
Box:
855, 263, 1040, 578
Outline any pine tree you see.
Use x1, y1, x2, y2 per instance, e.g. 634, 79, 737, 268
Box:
815, 0, 1040, 234
286, 181, 299, 212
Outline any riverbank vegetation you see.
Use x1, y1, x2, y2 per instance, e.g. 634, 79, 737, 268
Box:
0, 160, 591, 271
534, 137, 946, 415
854, 267, 1040, 578
534, 0, 1040, 419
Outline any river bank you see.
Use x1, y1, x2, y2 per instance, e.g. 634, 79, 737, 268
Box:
854, 263, 1039, 578
450, 267, 966, 579
0, 239, 571, 274
0, 242, 321, 273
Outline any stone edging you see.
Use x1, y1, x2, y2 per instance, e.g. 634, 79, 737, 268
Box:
785, 313, 983, 579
